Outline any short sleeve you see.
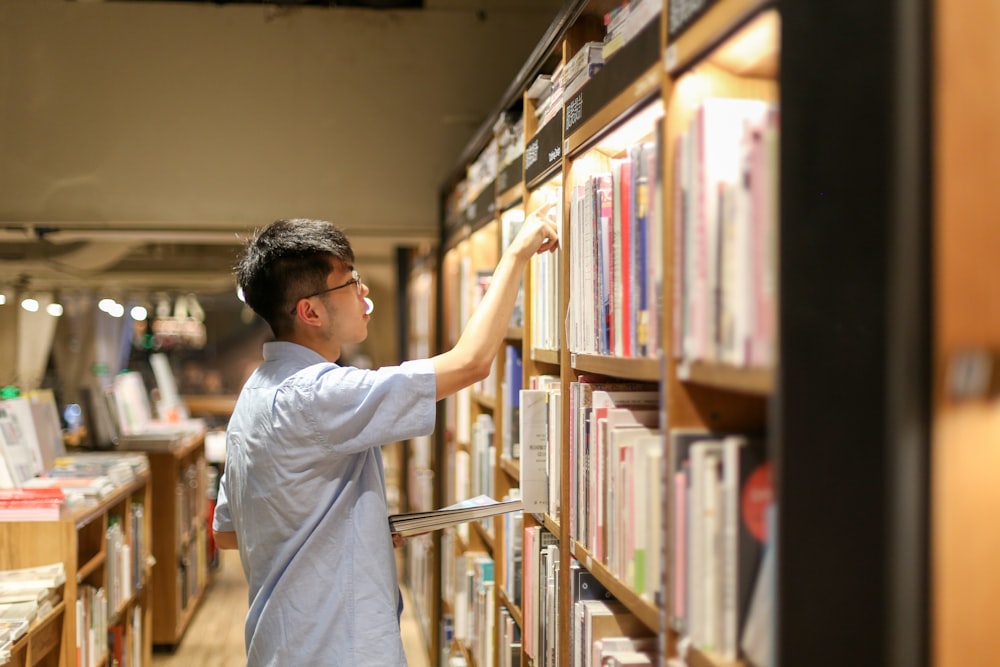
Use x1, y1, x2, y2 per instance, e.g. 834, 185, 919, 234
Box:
212, 468, 234, 533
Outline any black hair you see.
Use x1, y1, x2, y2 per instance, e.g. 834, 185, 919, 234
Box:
235, 219, 354, 337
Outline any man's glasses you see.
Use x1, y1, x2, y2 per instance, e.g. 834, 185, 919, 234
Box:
289, 269, 362, 314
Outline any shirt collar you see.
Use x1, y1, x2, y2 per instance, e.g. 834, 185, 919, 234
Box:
262, 340, 333, 366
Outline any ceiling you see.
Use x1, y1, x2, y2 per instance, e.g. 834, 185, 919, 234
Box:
0, 0, 562, 299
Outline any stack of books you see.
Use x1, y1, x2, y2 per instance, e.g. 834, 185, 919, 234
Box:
0, 487, 65, 521
602, 0, 661, 61
563, 42, 605, 103
19, 451, 149, 509
0, 562, 66, 642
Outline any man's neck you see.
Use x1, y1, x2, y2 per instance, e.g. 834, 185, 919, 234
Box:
278, 333, 340, 364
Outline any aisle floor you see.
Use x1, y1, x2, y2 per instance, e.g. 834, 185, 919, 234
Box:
152, 548, 431, 667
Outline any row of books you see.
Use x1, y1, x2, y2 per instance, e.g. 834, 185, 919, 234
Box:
567, 139, 663, 359
529, 188, 563, 352
668, 431, 772, 660
672, 98, 780, 369
452, 551, 496, 667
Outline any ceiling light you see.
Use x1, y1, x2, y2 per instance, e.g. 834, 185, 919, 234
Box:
21, 298, 39, 313
131, 305, 149, 321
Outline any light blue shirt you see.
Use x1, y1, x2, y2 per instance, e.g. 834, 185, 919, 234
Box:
213, 341, 436, 666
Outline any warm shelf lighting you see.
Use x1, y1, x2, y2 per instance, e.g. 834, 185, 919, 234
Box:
46, 303, 64, 317
131, 305, 149, 321
21, 298, 39, 312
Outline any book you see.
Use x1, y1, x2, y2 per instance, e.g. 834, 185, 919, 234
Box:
0, 487, 66, 520
0, 401, 43, 486
389, 494, 523, 537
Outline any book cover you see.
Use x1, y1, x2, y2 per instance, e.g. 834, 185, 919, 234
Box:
389, 495, 523, 537
520, 388, 549, 513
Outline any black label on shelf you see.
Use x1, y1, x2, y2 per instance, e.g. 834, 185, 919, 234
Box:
496, 155, 523, 196
564, 17, 661, 135
465, 179, 496, 227
525, 117, 562, 186
668, 0, 718, 40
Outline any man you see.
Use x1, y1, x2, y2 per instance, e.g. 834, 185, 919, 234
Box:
213, 214, 557, 665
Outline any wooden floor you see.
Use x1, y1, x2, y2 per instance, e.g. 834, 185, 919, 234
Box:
152, 548, 431, 666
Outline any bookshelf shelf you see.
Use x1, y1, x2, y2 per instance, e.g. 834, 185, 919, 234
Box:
118, 430, 211, 648
687, 645, 746, 667
678, 360, 774, 395
77, 550, 106, 583
540, 513, 560, 537
471, 520, 495, 554
473, 391, 496, 412
570, 353, 661, 381
505, 326, 524, 342
0, 468, 153, 667
8, 599, 66, 667
497, 585, 523, 628
498, 187, 524, 212
530, 348, 561, 365
571, 542, 659, 632
665, 0, 772, 74
499, 456, 520, 481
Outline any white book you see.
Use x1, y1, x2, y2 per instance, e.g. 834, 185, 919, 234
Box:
547, 388, 562, 516
520, 389, 550, 513
688, 439, 725, 650
0, 401, 43, 487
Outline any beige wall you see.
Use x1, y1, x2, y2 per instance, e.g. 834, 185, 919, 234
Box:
0, 0, 560, 381
0, 0, 557, 239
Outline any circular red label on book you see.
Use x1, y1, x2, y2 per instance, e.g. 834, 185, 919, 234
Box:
742, 462, 774, 542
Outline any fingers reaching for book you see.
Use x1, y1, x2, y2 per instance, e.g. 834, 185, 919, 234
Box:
513, 204, 560, 258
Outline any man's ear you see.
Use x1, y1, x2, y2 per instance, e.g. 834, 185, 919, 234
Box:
292, 298, 325, 328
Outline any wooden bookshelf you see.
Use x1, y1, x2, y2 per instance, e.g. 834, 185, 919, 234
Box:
118, 430, 210, 648
425, 1, 796, 666
932, 0, 1000, 663
0, 471, 153, 667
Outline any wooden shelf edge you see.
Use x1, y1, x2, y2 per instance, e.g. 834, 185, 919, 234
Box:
171, 586, 205, 642
505, 326, 524, 341
677, 360, 774, 395
540, 513, 560, 537
666, 0, 773, 75
499, 456, 520, 481
471, 520, 495, 554
70, 473, 150, 528
497, 186, 525, 211
687, 645, 746, 667
473, 391, 496, 411
530, 348, 561, 366
496, 586, 523, 628
570, 542, 660, 632
77, 549, 106, 583
571, 353, 661, 382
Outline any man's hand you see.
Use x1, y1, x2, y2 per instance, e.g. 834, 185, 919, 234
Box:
214, 529, 239, 550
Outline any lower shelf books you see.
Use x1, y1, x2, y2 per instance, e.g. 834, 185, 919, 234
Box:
389, 495, 523, 537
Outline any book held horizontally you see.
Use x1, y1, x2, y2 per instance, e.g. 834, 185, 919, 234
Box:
389, 494, 523, 537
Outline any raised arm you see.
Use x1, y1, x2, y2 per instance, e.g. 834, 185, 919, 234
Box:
432, 207, 558, 399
